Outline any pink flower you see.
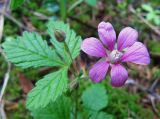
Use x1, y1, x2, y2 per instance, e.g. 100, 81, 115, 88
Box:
81, 22, 150, 87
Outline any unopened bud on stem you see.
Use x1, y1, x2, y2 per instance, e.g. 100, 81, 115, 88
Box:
54, 29, 66, 42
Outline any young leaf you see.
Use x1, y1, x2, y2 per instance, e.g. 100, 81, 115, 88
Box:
10, 0, 25, 10
47, 21, 82, 65
141, 4, 153, 12
2, 32, 64, 68
82, 84, 108, 111
146, 13, 155, 20
31, 96, 71, 119
26, 68, 68, 110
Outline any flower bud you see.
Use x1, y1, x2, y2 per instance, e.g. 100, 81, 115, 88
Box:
54, 29, 66, 42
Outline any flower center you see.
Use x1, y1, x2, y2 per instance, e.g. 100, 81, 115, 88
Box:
109, 50, 123, 63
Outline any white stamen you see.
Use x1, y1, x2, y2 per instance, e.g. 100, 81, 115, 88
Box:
109, 50, 123, 63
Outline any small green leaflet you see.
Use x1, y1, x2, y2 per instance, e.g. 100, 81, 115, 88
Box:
146, 13, 155, 20
82, 84, 108, 111
141, 4, 160, 25
141, 4, 153, 12
26, 68, 68, 110
10, 0, 25, 10
31, 96, 71, 119
47, 21, 82, 65
2, 32, 64, 68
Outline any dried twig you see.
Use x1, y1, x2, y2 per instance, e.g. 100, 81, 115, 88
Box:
129, 5, 160, 37
126, 79, 160, 116
0, 10, 30, 31
0, 13, 4, 40
0, 49, 11, 102
0, 101, 6, 119
0, 0, 11, 119
126, 79, 160, 101
30, 11, 49, 20
149, 95, 160, 117
148, 79, 159, 93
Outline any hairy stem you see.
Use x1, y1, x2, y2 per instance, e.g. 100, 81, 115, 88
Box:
74, 88, 78, 119
63, 42, 79, 119
64, 42, 78, 77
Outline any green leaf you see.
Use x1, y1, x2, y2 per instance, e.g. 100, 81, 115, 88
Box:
85, 0, 97, 7
154, 16, 160, 25
31, 96, 71, 119
82, 84, 108, 111
89, 112, 114, 119
155, 10, 160, 14
2, 32, 64, 68
146, 13, 155, 20
141, 4, 153, 12
47, 21, 82, 65
10, 0, 25, 10
26, 68, 68, 110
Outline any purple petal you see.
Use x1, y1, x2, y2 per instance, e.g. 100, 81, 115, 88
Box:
110, 64, 128, 87
121, 42, 150, 65
98, 22, 116, 51
81, 37, 106, 57
117, 27, 138, 51
89, 61, 109, 82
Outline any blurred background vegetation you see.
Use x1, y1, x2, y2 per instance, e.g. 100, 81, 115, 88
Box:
0, 0, 160, 119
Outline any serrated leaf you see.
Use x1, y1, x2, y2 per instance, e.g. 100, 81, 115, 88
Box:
31, 96, 71, 119
10, 0, 25, 10
2, 32, 64, 68
82, 84, 108, 111
47, 21, 82, 65
85, 0, 97, 7
141, 4, 153, 12
26, 68, 68, 110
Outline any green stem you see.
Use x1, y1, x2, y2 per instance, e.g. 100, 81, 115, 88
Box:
64, 42, 77, 77
59, 0, 67, 21
74, 88, 78, 119
63, 41, 79, 119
